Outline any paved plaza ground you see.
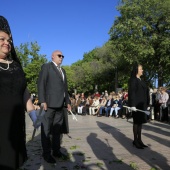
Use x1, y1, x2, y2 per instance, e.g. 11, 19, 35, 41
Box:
21, 114, 170, 170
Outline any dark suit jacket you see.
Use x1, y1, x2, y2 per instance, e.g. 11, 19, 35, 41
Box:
38, 62, 70, 134
105, 99, 114, 107
113, 99, 123, 109
128, 77, 149, 110
38, 62, 70, 108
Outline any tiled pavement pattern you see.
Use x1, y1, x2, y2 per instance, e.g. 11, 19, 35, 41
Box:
21, 114, 170, 170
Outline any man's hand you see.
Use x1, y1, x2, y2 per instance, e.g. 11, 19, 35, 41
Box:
131, 107, 137, 112
67, 104, 71, 112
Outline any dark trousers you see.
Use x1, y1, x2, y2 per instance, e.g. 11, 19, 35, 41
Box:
155, 102, 161, 120
161, 107, 169, 122
105, 107, 111, 117
41, 107, 63, 156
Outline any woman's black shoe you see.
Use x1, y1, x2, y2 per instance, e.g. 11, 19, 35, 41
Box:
132, 141, 144, 149
138, 141, 148, 147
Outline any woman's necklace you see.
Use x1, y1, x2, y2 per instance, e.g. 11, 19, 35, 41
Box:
0, 59, 9, 70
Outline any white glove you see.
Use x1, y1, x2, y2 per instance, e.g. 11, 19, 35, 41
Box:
147, 107, 150, 110
131, 107, 137, 112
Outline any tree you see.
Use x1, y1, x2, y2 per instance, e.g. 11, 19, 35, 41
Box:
62, 65, 75, 95
109, 0, 170, 87
96, 41, 130, 91
15, 43, 30, 68
15, 41, 47, 93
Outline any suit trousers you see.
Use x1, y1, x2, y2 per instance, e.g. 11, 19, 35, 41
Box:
41, 107, 63, 156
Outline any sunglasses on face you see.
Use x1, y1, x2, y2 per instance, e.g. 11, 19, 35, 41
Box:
57, 54, 64, 58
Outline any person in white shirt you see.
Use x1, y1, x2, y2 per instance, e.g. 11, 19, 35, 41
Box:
159, 87, 169, 122
89, 96, 100, 115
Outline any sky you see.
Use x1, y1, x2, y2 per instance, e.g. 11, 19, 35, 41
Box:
1, 0, 120, 66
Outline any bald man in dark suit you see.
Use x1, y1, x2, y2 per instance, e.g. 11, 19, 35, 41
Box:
38, 50, 71, 163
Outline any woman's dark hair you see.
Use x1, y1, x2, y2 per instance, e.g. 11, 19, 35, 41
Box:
0, 16, 21, 65
130, 62, 142, 78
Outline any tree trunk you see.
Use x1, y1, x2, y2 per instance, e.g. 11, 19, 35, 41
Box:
158, 64, 163, 87
115, 66, 118, 92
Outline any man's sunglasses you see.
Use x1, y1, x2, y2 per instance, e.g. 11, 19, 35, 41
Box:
57, 54, 64, 58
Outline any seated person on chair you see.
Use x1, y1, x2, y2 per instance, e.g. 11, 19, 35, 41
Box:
89, 96, 100, 115
110, 95, 122, 118
96, 97, 107, 116
77, 96, 86, 114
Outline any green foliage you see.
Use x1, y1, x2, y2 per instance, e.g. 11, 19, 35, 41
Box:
15, 41, 47, 93
62, 65, 75, 94
70, 145, 78, 150
96, 162, 104, 167
15, 43, 30, 67
150, 168, 159, 170
129, 161, 139, 170
109, 0, 170, 87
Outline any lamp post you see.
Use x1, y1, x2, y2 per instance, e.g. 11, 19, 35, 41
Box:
95, 85, 98, 92
74, 89, 77, 95
115, 66, 118, 93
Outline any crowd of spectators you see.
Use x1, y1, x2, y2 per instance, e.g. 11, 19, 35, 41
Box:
69, 87, 170, 123
150, 87, 170, 122
70, 90, 129, 119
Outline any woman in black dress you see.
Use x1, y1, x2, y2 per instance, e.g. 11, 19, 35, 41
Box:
128, 63, 150, 149
0, 16, 36, 170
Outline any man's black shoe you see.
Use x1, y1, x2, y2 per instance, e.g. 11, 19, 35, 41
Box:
53, 151, 69, 160
43, 155, 56, 163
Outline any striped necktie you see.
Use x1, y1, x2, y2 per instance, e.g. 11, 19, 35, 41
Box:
57, 66, 64, 80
